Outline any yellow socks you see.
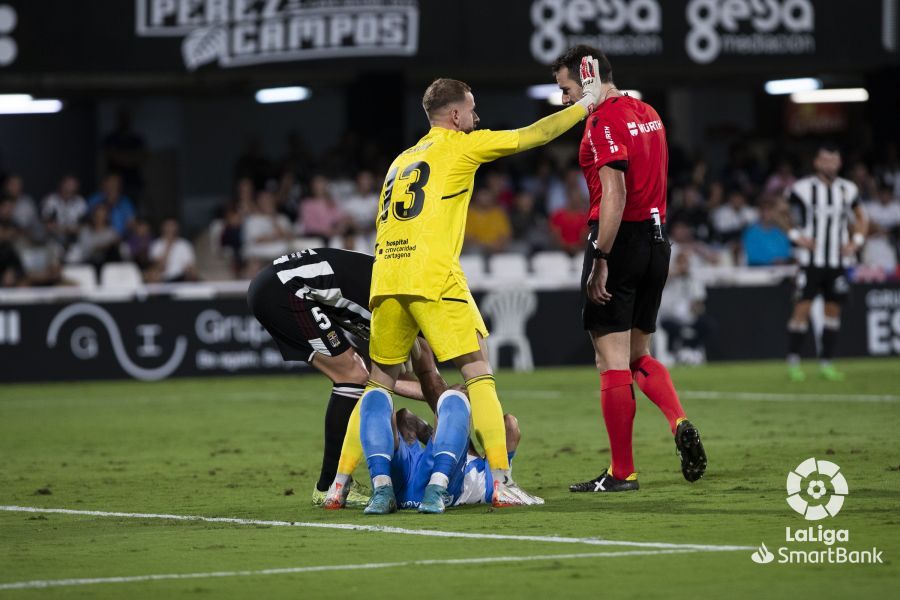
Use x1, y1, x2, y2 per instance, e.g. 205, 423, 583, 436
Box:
465, 374, 509, 471
335, 398, 363, 477
335, 380, 391, 477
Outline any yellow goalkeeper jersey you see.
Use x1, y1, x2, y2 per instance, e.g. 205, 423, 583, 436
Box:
370, 126, 521, 302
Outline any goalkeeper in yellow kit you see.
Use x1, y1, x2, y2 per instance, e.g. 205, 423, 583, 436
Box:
325, 58, 604, 512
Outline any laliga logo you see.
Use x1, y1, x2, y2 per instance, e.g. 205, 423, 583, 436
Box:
786, 457, 848, 521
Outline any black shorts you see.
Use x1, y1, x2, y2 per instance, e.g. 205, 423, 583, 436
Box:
247, 265, 355, 363
581, 220, 671, 334
795, 266, 850, 304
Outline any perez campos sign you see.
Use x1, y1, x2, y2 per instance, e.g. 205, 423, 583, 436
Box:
135, 0, 419, 70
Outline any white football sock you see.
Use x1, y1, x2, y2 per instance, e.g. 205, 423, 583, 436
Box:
428, 472, 449, 488
372, 474, 392, 488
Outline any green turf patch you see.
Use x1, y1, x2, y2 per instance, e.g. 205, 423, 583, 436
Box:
1, 359, 898, 598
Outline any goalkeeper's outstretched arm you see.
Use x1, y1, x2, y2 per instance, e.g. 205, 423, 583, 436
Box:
515, 103, 588, 153
512, 54, 603, 153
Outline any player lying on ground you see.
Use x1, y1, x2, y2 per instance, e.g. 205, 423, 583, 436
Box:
331, 63, 605, 508
359, 388, 541, 514
248, 248, 451, 507
552, 46, 706, 492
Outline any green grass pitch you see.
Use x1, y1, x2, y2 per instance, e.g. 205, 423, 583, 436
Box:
1, 358, 898, 598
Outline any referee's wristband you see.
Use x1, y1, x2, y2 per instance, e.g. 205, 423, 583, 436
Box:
852, 232, 865, 246
787, 229, 802, 243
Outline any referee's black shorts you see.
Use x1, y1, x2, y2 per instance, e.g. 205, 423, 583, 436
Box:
580, 219, 671, 335
247, 264, 355, 363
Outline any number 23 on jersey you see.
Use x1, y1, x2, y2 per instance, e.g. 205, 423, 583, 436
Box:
379, 161, 431, 222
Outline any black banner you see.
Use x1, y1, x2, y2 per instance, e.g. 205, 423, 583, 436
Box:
0, 289, 594, 383
704, 282, 900, 360
0, 282, 896, 383
0, 297, 300, 382
0, 1, 896, 78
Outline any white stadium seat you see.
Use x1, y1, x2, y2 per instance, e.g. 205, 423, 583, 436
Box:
99, 262, 145, 291
244, 241, 290, 260
290, 237, 325, 252
354, 233, 376, 254
531, 251, 574, 278
62, 264, 98, 290
488, 252, 529, 280
459, 254, 487, 286
571, 252, 585, 276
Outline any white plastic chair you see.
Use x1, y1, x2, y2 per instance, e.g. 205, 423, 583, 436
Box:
488, 253, 529, 280
459, 254, 487, 288
531, 251, 576, 280
571, 252, 586, 277
354, 233, 376, 254
99, 262, 145, 291
480, 288, 537, 372
62, 264, 97, 290
290, 237, 325, 252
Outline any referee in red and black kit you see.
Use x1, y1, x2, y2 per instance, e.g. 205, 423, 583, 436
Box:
551, 46, 707, 492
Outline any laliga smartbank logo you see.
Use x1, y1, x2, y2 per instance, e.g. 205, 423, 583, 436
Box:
751, 458, 883, 565
786, 456, 847, 520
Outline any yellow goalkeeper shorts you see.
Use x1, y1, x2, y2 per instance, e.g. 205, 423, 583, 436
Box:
369, 272, 488, 364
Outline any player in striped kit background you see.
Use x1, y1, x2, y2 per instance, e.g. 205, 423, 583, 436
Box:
786, 143, 869, 381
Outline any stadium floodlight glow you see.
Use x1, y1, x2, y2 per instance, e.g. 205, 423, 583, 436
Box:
527, 83, 563, 105
527, 84, 559, 100
529, 84, 641, 105
0, 94, 63, 114
790, 88, 869, 104
255, 86, 311, 104
764, 77, 821, 95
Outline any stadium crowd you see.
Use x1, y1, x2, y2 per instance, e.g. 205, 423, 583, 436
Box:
2, 126, 899, 292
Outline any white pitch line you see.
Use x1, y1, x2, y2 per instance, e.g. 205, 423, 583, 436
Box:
681, 390, 900, 403
0, 549, 700, 590
0, 505, 753, 552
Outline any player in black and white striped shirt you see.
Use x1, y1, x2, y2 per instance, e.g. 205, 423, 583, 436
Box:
248, 248, 449, 507
785, 144, 868, 381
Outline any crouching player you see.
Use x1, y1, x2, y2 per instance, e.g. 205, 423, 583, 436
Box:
359, 389, 542, 514
248, 248, 449, 508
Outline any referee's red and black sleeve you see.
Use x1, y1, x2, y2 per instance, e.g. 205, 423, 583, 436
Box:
589, 114, 630, 169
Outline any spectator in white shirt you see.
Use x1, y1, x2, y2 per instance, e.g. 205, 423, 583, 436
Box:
658, 249, 710, 364
864, 185, 900, 236
3, 174, 41, 241
41, 175, 87, 247
243, 191, 292, 272
712, 190, 758, 243
147, 219, 197, 283
341, 170, 379, 235
861, 185, 900, 276
77, 204, 122, 274
711, 189, 758, 264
